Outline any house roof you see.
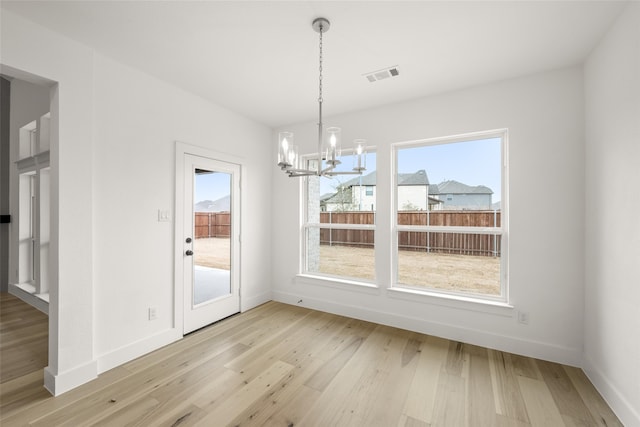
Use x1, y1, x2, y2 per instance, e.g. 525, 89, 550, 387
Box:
340, 171, 377, 188
340, 169, 439, 192
322, 188, 352, 205
398, 169, 429, 185
329, 174, 493, 201
398, 170, 440, 195
437, 180, 493, 195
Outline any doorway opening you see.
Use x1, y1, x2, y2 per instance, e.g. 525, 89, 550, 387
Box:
0, 70, 56, 398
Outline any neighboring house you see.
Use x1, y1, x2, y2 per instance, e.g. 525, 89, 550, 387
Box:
321, 172, 495, 211
436, 180, 493, 210
397, 170, 441, 211
320, 189, 354, 211
321, 171, 377, 211
321, 169, 442, 211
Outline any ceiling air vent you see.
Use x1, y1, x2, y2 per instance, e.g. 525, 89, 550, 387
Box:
364, 66, 400, 83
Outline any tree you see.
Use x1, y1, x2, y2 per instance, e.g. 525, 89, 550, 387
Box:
401, 201, 421, 211
328, 177, 355, 212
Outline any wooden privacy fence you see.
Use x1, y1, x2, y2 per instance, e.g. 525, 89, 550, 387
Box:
319, 211, 375, 249
195, 212, 230, 238
319, 210, 501, 257
397, 230, 500, 257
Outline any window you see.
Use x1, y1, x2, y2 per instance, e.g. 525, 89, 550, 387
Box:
303, 152, 377, 282
393, 130, 507, 300
14, 114, 51, 301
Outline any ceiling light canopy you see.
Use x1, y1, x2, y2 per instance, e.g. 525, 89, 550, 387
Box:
277, 17, 367, 178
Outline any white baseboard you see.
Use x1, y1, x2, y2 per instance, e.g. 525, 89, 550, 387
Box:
44, 360, 98, 396
96, 328, 182, 374
272, 290, 582, 367
95, 291, 270, 385
242, 290, 272, 312
583, 355, 640, 426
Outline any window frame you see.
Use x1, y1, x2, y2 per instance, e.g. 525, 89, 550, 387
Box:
300, 148, 378, 285
391, 129, 509, 303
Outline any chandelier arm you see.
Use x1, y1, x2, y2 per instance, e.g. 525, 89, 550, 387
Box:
287, 166, 319, 174
320, 164, 338, 175
288, 170, 321, 178
323, 171, 363, 177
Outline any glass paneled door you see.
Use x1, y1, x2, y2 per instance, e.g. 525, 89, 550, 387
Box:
183, 154, 240, 334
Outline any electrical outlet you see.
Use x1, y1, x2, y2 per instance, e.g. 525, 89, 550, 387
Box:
148, 307, 158, 320
517, 311, 529, 325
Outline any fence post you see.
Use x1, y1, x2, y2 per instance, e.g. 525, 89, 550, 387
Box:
329, 211, 332, 246
426, 209, 431, 253
493, 209, 497, 257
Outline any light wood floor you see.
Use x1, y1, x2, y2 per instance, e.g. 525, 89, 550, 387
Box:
0, 297, 622, 426
0, 293, 48, 385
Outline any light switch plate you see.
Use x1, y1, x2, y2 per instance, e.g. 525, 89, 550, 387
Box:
158, 209, 171, 222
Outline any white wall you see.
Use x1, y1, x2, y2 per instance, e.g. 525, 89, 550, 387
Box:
584, 3, 640, 425
2, 10, 96, 394
273, 67, 586, 366
1, 9, 273, 394
92, 54, 273, 368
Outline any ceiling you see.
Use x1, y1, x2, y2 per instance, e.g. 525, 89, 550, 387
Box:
1, 1, 627, 128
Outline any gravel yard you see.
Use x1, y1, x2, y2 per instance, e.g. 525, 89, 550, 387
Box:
194, 237, 231, 270
317, 245, 500, 295
194, 238, 501, 295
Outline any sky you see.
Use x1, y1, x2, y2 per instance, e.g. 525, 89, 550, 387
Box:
320, 137, 502, 202
398, 137, 502, 201
195, 172, 230, 204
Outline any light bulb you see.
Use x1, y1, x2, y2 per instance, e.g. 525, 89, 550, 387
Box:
353, 139, 366, 171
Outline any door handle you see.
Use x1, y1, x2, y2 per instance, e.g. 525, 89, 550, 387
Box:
185, 250, 193, 256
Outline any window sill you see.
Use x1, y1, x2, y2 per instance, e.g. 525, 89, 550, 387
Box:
295, 274, 380, 294
292, 276, 513, 317
387, 286, 514, 317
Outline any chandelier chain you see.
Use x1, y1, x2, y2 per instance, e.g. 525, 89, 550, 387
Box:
318, 25, 323, 104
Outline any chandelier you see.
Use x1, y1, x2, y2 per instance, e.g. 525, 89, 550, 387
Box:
277, 17, 367, 178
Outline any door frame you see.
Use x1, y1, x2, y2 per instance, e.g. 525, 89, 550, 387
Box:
174, 141, 243, 335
